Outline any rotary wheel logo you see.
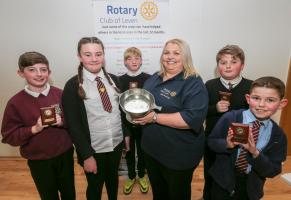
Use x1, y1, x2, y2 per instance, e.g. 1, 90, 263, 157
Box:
140, 1, 159, 20
170, 91, 176, 97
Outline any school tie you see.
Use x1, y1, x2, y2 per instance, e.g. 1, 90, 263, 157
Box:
228, 82, 234, 90
235, 120, 261, 173
96, 77, 112, 113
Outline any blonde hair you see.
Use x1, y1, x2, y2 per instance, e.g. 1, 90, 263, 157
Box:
159, 38, 198, 79
124, 47, 142, 61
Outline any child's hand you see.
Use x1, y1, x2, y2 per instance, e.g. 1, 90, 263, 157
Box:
241, 126, 260, 158
226, 128, 236, 148
31, 117, 48, 134
124, 136, 130, 151
84, 156, 97, 174
122, 136, 130, 158
216, 100, 230, 113
52, 114, 63, 127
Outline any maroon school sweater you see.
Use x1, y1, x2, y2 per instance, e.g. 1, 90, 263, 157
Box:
1, 86, 72, 160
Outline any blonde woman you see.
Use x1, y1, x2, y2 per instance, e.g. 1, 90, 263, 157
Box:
134, 39, 208, 200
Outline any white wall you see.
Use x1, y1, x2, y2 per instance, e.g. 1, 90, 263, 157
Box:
1, 0, 291, 156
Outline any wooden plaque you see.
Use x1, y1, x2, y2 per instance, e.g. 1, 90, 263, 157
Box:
230, 122, 249, 144
219, 91, 232, 102
40, 106, 57, 125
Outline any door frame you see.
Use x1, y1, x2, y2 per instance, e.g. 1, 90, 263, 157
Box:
280, 58, 291, 155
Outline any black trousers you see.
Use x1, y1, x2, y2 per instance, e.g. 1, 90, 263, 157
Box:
211, 170, 249, 200
203, 139, 216, 200
84, 143, 122, 200
144, 153, 195, 200
27, 147, 75, 200
126, 126, 146, 179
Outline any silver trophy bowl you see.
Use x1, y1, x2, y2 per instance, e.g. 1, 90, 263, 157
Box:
119, 88, 160, 122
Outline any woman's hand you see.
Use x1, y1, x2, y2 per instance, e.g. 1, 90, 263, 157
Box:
132, 111, 156, 125
84, 156, 97, 174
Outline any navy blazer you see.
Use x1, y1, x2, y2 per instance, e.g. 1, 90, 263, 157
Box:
208, 109, 287, 200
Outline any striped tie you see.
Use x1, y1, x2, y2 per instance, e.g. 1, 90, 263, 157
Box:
96, 77, 112, 113
228, 82, 234, 90
235, 120, 261, 173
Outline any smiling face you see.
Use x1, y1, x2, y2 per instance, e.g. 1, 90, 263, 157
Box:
78, 43, 105, 74
217, 54, 244, 80
162, 42, 184, 77
246, 87, 288, 120
18, 63, 50, 92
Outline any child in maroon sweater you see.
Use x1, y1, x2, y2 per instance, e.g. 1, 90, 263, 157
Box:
1, 52, 75, 200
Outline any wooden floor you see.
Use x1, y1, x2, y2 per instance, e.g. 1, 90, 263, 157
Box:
0, 156, 290, 200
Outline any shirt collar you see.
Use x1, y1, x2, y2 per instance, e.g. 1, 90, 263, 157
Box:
220, 75, 242, 88
126, 69, 142, 77
83, 67, 106, 82
244, 109, 270, 127
24, 83, 50, 98
83, 67, 118, 88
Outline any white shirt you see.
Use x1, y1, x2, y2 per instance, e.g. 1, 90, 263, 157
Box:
220, 75, 242, 90
24, 83, 50, 97
82, 68, 123, 153
126, 68, 142, 77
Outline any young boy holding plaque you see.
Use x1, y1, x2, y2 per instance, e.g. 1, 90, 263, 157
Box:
119, 47, 150, 194
203, 45, 252, 200
1, 52, 75, 200
208, 76, 288, 200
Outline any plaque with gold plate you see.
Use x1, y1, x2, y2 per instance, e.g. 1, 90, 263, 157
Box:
40, 106, 57, 125
230, 123, 249, 144
219, 91, 231, 102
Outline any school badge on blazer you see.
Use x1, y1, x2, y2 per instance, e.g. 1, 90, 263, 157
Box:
170, 91, 176, 97
129, 81, 138, 89
99, 87, 106, 93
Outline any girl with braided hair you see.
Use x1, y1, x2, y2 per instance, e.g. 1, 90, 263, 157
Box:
62, 37, 123, 200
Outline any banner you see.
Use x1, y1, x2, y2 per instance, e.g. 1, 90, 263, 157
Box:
93, 0, 169, 75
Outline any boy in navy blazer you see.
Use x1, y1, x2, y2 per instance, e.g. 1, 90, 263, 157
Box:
208, 76, 288, 200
